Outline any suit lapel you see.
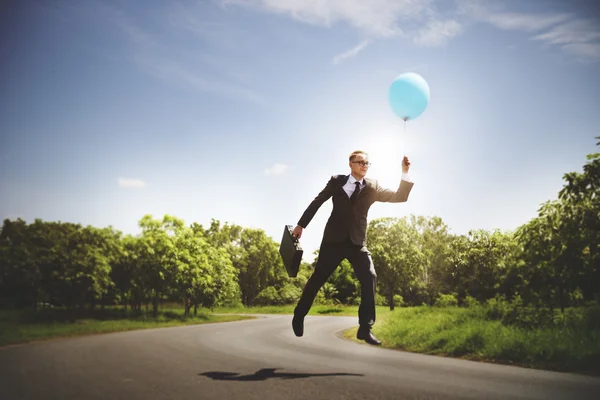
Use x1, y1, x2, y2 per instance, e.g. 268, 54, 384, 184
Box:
337, 175, 350, 199
357, 178, 374, 200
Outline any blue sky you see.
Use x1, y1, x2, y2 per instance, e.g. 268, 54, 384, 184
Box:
1, 0, 599, 260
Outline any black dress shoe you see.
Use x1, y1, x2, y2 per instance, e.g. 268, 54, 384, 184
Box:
292, 315, 304, 337
356, 327, 381, 345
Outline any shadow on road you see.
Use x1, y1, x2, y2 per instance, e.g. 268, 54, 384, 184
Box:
200, 368, 364, 381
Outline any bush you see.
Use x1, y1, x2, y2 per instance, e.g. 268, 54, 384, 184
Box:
375, 293, 387, 306
484, 295, 514, 320
253, 284, 305, 306
313, 290, 327, 305
278, 284, 301, 305
463, 295, 479, 308
253, 287, 281, 306
374, 294, 404, 307
481, 295, 600, 330
218, 297, 243, 308
393, 294, 404, 307
435, 293, 458, 307
553, 305, 600, 330
348, 297, 361, 306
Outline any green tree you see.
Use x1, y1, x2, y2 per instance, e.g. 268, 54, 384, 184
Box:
49, 224, 114, 310
328, 259, 360, 305
235, 228, 287, 305
174, 225, 240, 313
109, 234, 140, 310
137, 214, 181, 317
445, 229, 516, 304
558, 136, 600, 303
410, 215, 453, 304
368, 217, 424, 309
515, 137, 600, 310
0, 218, 40, 309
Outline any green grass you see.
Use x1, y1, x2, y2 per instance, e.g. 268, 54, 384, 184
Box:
343, 306, 600, 376
0, 307, 253, 347
213, 304, 395, 318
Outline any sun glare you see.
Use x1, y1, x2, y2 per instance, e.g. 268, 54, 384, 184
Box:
364, 131, 407, 187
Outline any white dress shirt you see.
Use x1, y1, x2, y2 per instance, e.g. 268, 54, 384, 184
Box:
343, 173, 412, 198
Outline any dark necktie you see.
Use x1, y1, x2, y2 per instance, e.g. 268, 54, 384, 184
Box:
350, 181, 361, 202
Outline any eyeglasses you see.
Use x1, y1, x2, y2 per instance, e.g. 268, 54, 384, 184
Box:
351, 161, 371, 167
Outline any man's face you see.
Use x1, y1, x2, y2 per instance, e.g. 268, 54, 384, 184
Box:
349, 153, 370, 179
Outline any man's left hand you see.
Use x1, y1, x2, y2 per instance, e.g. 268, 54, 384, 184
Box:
402, 156, 411, 173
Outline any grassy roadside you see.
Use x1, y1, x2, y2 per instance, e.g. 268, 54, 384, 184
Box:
214, 304, 378, 316
343, 306, 600, 376
0, 308, 253, 347
214, 304, 399, 319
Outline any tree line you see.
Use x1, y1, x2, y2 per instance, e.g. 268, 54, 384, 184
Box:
1, 138, 598, 314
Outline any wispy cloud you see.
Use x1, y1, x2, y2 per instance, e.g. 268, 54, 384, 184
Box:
413, 18, 463, 46
88, 0, 264, 103
485, 12, 571, 32
456, 0, 571, 33
221, 0, 469, 48
532, 18, 600, 43
118, 178, 147, 188
457, 0, 600, 62
560, 42, 600, 61
332, 40, 370, 65
519, 17, 598, 62
220, 0, 431, 38
219, 0, 464, 64
87, 0, 158, 48
264, 163, 288, 175
222, 0, 599, 63
139, 56, 265, 104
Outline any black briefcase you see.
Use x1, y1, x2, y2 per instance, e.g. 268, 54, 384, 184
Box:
279, 225, 303, 278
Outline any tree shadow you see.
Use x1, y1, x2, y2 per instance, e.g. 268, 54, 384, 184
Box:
199, 368, 364, 381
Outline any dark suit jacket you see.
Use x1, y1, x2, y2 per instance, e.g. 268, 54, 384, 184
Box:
297, 174, 414, 247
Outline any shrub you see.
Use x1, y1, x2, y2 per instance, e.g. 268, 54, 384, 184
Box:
435, 293, 458, 307
482, 295, 600, 330
463, 295, 479, 308
278, 284, 301, 305
483, 294, 514, 320
375, 293, 387, 306
313, 290, 327, 305
393, 294, 405, 307
253, 287, 280, 306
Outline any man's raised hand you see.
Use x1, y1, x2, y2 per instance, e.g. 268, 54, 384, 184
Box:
402, 156, 411, 173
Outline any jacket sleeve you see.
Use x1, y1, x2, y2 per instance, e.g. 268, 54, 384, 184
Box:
374, 179, 414, 203
297, 176, 339, 228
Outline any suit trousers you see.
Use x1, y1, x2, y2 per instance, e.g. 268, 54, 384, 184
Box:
294, 236, 378, 328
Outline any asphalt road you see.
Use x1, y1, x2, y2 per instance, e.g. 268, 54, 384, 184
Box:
1, 314, 599, 400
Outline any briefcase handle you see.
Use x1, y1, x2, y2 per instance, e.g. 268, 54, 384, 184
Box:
286, 224, 300, 243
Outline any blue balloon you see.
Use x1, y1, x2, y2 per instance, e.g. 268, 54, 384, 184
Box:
388, 72, 430, 121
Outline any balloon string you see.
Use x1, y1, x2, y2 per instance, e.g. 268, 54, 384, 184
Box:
404, 118, 407, 157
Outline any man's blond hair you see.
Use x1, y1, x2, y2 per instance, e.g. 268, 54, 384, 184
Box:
349, 150, 368, 162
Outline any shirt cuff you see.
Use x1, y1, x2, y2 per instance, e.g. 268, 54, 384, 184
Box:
401, 172, 412, 183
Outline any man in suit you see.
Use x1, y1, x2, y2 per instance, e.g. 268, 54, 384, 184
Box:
291, 150, 413, 345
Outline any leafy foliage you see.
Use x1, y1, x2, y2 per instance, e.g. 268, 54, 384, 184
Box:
1, 138, 598, 315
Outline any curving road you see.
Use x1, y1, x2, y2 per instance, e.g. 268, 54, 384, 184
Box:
1, 314, 599, 400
